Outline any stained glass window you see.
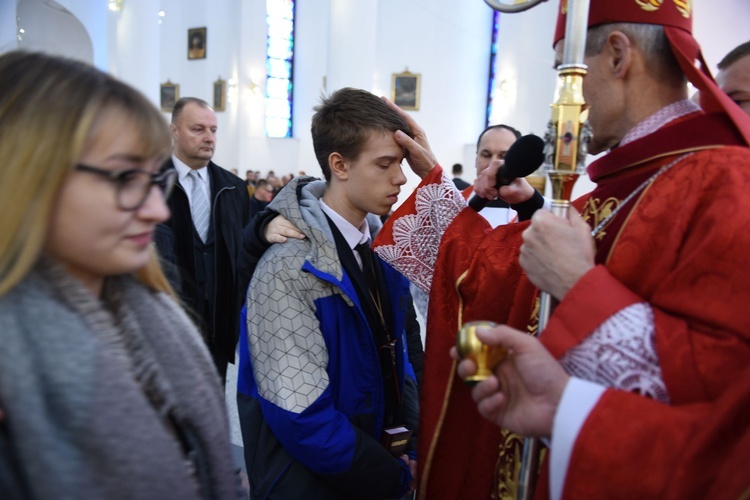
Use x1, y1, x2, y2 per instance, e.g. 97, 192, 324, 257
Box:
266, 0, 295, 138
486, 11, 500, 127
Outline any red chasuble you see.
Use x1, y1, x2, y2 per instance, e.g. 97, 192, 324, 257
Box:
419, 211, 537, 500
547, 113, 750, 498
542, 112, 750, 402
375, 110, 750, 499
376, 167, 539, 499
565, 369, 750, 499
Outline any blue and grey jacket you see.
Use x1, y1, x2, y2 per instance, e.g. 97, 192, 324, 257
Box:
237, 177, 418, 499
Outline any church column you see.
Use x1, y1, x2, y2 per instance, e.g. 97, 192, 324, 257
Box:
326, 0, 378, 92
0, 1, 17, 52
111, 0, 160, 104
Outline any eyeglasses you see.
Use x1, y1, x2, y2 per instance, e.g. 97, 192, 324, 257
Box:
75, 164, 177, 211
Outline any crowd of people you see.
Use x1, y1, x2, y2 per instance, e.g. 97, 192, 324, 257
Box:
1, 1, 749, 499
243, 169, 307, 200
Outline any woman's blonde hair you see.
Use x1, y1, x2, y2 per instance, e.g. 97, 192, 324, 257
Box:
0, 51, 174, 296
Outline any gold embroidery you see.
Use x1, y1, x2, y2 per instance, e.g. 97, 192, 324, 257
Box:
493, 430, 523, 500
582, 196, 621, 240
560, 0, 567, 15
673, 0, 692, 18
635, 0, 663, 11
527, 296, 540, 337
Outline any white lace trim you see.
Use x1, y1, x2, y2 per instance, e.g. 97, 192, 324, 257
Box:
620, 99, 700, 146
374, 171, 466, 293
558, 303, 670, 403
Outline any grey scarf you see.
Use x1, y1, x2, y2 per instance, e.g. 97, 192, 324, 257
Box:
0, 258, 240, 500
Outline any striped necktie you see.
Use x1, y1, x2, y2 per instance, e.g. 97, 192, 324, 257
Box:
188, 170, 210, 242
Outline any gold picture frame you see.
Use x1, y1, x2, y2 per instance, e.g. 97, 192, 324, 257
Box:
391, 70, 421, 111
160, 80, 179, 112
188, 27, 207, 60
213, 78, 226, 112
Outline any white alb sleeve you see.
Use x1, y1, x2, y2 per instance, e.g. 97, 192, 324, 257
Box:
549, 378, 606, 500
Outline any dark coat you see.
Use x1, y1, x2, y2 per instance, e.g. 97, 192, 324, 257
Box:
155, 159, 252, 366
452, 177, 470, 190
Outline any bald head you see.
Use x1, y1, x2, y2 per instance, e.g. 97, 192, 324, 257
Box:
717, 42, 750, 117
475, 126, 519, 176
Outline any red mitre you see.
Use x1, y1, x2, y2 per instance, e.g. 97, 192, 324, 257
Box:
553, 0, 692, 45
552, 0, 750, 146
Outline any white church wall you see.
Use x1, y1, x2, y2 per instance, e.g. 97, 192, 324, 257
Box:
15, 0, 94, 64
0, 1, 16, 53
56, 0, 107, 69
694, 0, 750, 71
1, 0, 748, 194
157, 0, 243, 171
374, 0, 494, 204
288, 0, 330, 177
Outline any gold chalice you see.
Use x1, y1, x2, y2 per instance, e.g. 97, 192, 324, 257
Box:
456, 320, 507, 385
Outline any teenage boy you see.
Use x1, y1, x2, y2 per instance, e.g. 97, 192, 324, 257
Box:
237, 88, 418, 499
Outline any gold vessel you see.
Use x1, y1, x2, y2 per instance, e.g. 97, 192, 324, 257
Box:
456, 321, 507, 384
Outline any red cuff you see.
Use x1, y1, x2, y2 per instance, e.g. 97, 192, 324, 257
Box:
541, 265, 643, 358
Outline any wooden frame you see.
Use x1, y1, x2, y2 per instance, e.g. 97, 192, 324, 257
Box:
391, 71, 421, 111
160, 80, 179, 112
188, 27, 207, 60
213, 78, 227, 112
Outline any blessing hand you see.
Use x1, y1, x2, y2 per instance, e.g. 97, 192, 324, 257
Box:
382, 97, 437, 179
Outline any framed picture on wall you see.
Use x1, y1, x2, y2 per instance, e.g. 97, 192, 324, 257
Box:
188, 27, 207, 60
391, 70, 421, 111
160, 80, 179, 112
213, 78, 226, 112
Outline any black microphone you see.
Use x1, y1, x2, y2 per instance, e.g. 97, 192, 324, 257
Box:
469, 134, 545, 212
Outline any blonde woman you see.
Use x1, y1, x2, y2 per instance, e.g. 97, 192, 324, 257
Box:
0, 52, 239, 499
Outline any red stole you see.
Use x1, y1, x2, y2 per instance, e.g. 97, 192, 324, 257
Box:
417, 210, 537, 499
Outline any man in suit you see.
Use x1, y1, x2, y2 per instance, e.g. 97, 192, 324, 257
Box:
466, 124, 523, 228
450, 163, 469, 190
156, 97, 251, 383
250, 178, 273, 217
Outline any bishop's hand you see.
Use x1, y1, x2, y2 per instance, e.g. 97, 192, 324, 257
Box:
520, 206, 595, 301
453, 324, 569, 438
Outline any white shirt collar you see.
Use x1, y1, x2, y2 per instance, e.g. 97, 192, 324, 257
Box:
172, 154, 209, 185
319, 199, 370, 251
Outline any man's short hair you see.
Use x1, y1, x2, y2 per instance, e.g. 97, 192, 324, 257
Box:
476, 124, 521, 151
718, 41, 750, 70
311, 88, 413, 181
585, 23, 685, 87
171, 97, 211, 123
452, 163, 463, 175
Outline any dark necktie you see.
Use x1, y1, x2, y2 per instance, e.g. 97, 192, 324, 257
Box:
356, 241, 401, 424
188, 170, 210, 242
355, 242, 377, 293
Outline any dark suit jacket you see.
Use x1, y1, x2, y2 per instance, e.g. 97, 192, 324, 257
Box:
155, 159, 252, 364
452, 177, 470, 190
